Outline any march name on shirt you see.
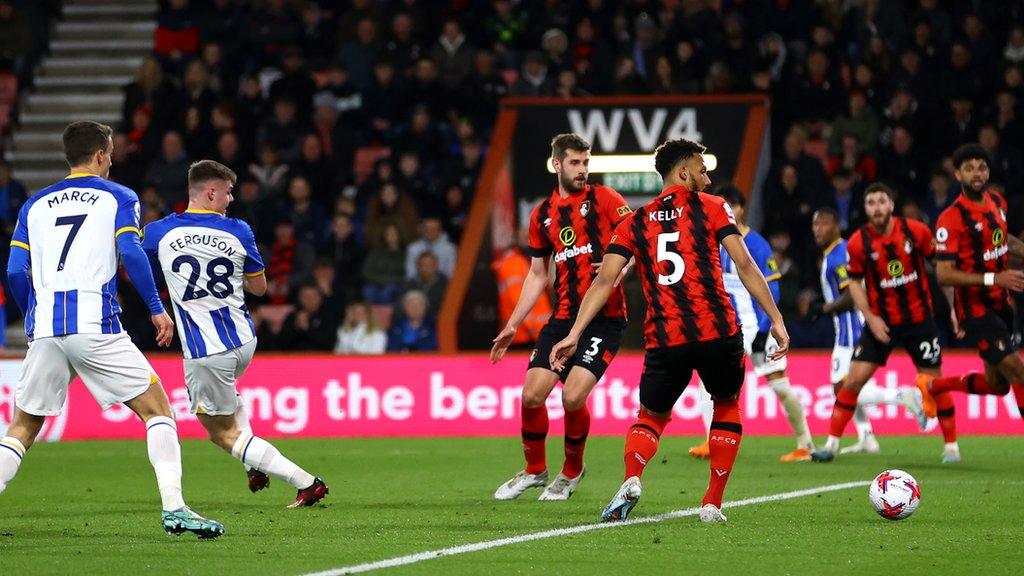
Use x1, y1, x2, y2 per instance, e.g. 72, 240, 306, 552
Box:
45, 189, 101, 208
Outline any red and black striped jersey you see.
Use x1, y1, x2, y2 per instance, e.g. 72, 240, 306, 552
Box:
606, 186, 740, 349
527, 184, 632, 320
934, 191, 1011, 321
846, 217, 935, 327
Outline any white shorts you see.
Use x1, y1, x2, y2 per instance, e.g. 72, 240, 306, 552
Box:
742, 325, 787, 377
16, 333, 158, 416
830, 345, 855, 385
183, 338, 256, 416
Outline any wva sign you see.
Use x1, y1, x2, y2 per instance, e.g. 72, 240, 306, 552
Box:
567, 107, 702, 152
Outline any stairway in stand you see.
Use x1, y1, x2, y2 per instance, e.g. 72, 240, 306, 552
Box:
5, 0, 157, 192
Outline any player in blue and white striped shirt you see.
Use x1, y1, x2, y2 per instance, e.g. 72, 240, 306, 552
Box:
690, 187, 816, 462
812, 208, 925, 455
1, 121, 222, 538
143, 160, 327, 508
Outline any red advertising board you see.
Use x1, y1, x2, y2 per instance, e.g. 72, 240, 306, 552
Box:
1, 352, 1020, 441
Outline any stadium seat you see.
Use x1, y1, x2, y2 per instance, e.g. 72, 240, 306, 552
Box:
353, 146, 391, 184
0, 72, 18, 106
803, 138, 830, 168
256, 304, 294, 334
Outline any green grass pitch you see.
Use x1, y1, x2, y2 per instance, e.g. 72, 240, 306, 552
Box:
2, 436, 1023, 575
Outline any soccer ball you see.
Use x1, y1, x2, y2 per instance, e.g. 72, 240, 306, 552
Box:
869, 469, 921, 520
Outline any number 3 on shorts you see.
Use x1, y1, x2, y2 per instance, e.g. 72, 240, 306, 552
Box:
586, 337, 603, 357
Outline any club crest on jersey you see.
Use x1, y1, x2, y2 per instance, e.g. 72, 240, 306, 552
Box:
559, 226, 576, 246
887, 260, 905, 277
579, 200, 590, 217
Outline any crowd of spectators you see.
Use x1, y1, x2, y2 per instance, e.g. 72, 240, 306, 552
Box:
2, 0, 1024, 351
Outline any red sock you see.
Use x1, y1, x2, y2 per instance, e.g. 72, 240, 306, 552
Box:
623, 410, 670, 480
935, 392, 957, 443
704, 398, 742, 508
562, 406, 590, 478
1012, 384, 1024, 419
828, 388, 859, 438
930, 373, 1000, 395
521, 405, 548, 474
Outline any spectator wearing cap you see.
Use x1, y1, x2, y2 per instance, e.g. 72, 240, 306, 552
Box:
456, 51, 508, 134
337, 16, 381, 91
364, 58, 408, 142
629, 13, 662, 80
432, 18, 474, 91
511, 51, 554, 97
257, 97, 309, 163
270, 46, 318, 120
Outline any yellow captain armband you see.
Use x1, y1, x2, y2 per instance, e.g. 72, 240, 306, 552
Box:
10, 240, 30, 250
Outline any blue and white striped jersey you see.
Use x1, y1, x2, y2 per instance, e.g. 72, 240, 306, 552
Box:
11, 174, 141, 339
143, 211, 264, 359
720, 227, 780, 332
820, 238, 863, 348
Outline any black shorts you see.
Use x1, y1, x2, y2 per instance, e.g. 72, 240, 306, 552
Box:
962, 310, 1019, 365
639, 333, 745, 414
853, 320, 942, 368
528, 317, 626, 381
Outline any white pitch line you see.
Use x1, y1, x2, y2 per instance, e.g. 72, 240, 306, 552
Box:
301, 480, 870, 576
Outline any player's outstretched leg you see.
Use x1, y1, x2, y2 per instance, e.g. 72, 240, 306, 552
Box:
768, 374, 814, 461
688, 385, 713, 459
857, 381, 927, 430
201, 413, 326, 508
700, 397, 742, 523
601, 408, 669, 522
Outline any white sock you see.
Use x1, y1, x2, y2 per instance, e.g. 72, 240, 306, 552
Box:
944, 442, 960, 453
233, 396, 253, 472
853, 406, 874, 442
145, 417, 186, 511
770, 377, 814, 450
0, 436, 26, 493
857, 382, 901, 405
698, 384, 713, 437
231, 432, 315, 489
824, 435, 840, 453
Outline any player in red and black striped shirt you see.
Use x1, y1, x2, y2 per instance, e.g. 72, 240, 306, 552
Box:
812, 182, 950, 463
490, 133, 632, 502
550, 139, 788, 523
922, 144, 1024, 421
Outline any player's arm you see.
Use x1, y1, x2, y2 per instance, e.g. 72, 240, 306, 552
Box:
847, 277, 890, 344
244, 272, 268, 296
822, 288, 854, 314
6, 209, 32, 314
6, 242, 31, 314
935, 260, 1024, 292
490, 255, 549, 363
115, 192, 174, 347
549, 252, 628, 371
1007, 233, 1024, 259
721, 234, 788, 359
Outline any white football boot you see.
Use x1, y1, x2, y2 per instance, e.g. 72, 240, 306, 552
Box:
538, 467, 585, 501
898, 386, 928, 431
494, 470, 549, 500
699, 503, 728, 523
601, 476, 642, 522
840, 432, 881, 455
